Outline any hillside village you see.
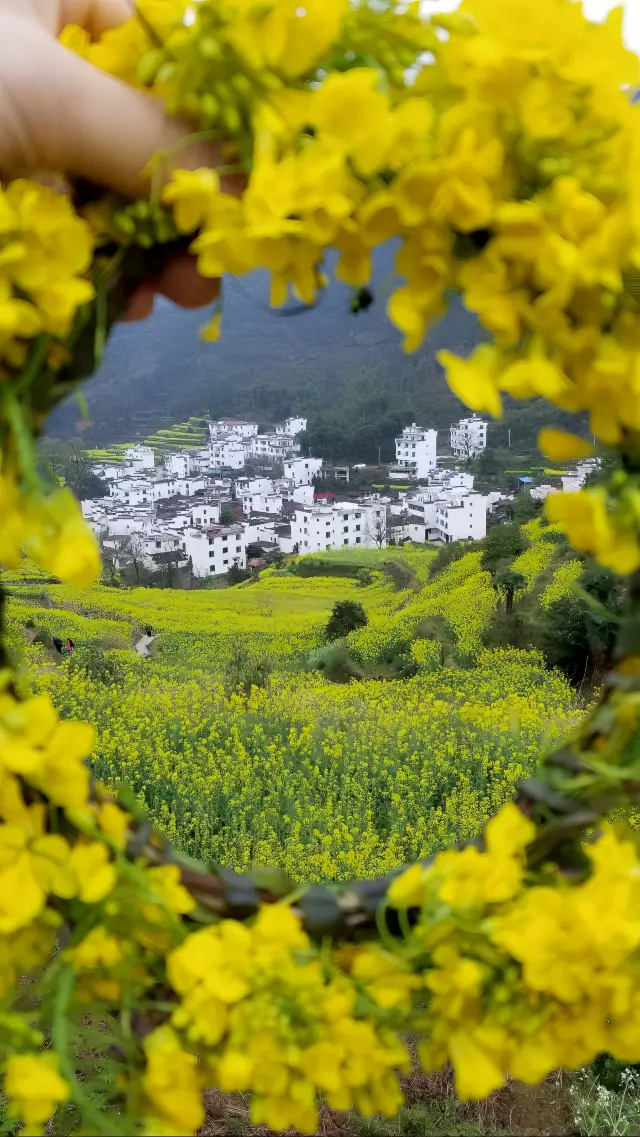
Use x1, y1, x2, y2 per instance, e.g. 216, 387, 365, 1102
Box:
82, 413, 599, 581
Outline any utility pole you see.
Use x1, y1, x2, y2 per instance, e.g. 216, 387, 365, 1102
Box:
378, 446, 381, 466
508, 428, 511, 448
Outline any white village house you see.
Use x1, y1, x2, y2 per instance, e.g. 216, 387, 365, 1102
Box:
392, 424, 438, 480
183, 525, 247, 577
291, 502, 387, 554
84, 410, 563, 577
450, 416, 488, 458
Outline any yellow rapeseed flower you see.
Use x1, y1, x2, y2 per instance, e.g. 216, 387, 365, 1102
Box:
4, 1053, 69, 1130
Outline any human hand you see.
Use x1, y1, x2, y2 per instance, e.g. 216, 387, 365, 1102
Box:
0, 1, 239, 319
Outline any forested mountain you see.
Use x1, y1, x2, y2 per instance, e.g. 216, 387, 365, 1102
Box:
48, 245, 581, 462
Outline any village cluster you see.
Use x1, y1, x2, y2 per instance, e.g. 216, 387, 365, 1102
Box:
83, 414, 597, 579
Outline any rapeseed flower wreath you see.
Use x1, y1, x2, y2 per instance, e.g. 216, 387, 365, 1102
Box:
1, 0, 640, 1133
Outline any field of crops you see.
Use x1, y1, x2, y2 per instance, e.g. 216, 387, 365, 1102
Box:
83, 415, 212, 465
6, 526, 588, 881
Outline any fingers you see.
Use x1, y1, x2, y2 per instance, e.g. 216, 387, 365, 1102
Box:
156, 254, 221, 308
123, 282, 155, 322
0, 0, 132, 36
58, 0, 133, 37
0, 16, 222, 197
123, 254, 220, 321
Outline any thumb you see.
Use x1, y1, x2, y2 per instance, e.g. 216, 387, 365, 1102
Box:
0, 14, 220, 198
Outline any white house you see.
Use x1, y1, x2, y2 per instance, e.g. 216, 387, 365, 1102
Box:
251, 434, 300, 459
183, 525, 247, 577
242, 492, 284, 516
399, 488, 487, 543
450, 416, 488, 458
530, 484, 559, 502
435, 492, 486, 542
172, 475, 209, 497
561, 458, 599, 493
189, 501, 221, 527
428, 469, 475, 491
209, 420, 258, 440
246, 518, 280, 546
124, 445, 155, 472
109, 476, 153, 505
237, 477, 274, 498
284, 457, 323, 486
208, 439, 246, 470
143, 530, 184, 559
276, 417, 307, 437
165, 452, 196, 478
148, 478, 180, 501
283, 483, 314, 507
393, 424, 437, 479
91, 463, 125, 482
291, 502, 386, 553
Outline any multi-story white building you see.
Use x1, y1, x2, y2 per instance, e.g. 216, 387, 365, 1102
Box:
561, 458, 600, 493
427, 469, 475, 491
209, 420, 258, 440
435, 492, 486, 542
283, 457, 323, 486
279, 482, 314, 507
530, 485, 559, 502
208, 439, 246, 470
183, 525, 247, 577
165, 452, 196, 478
91, 462, 126, 482
250, 434, 300, 460
450, 415, 488, 458
276, 417, 307, 437
396, 488, 487, 543
109, 476, 153, 505
235, 477, 273, 499
291, 502, 386, 553
189, 501, 221, 527
393, 424, 437, 479
124, 445, 155, 472
143, 530, 184, 559
241, 492, 284, 516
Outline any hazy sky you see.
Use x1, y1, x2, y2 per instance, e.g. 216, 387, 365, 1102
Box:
583, 0, 640, 52
421, 0, 640, 54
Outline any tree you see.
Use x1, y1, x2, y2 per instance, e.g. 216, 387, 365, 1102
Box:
39, 437, 108, 501
224, 641, 272, 695
246, 542, 265, 560
365, 510, 406, 548
227, 563, 251, 585
371, 517, 387, 548
98, 538, 121, 587
219, 503, 236, 526
325, 600, 368, 641
505, 493, 543, 525
481, 523, 527, 576
152, 550, 185, 588
495, 570, 526, 616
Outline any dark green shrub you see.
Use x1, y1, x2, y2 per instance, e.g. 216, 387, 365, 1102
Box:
481, 523, 527, 575
325, 600, 368, 641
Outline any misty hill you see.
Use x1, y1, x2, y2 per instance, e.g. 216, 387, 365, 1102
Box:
48, 244, 579, 463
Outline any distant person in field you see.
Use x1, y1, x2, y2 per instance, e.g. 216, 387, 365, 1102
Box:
66, 638, 75, 654
53, 637, 63, 654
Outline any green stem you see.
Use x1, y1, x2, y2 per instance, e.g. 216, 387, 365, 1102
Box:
9, 334, 51, 397
2, 391, 39, 490
52, 966, 114, 1136
94, 275, 108, 367
148, 129, 224, 206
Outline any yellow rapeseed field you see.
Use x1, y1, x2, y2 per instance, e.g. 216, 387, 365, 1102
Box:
6, 534, 586, 882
